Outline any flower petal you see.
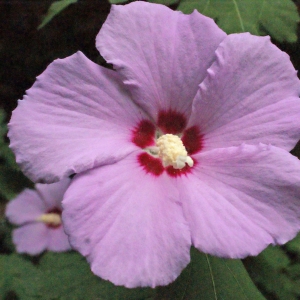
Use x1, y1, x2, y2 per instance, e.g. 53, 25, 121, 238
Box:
12, 223, 48, 255
179, 144, 300, 258
188, 33, 300, 151
6, 189, 46, 225
35, 178, 71, 209
97, 2, 226, 119
9, 51, 146, 183
47, 227, 72, 252
62, 153, 191, 288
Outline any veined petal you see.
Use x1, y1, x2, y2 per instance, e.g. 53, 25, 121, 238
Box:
9, 52, 146, 183
6, 189, 46, 225
62, 153, 191, 288
35, 178, 71, 209
189, 33, 300, 151
13, 223, 48, 255
97, 2, 226, 119
179, 144, 300, 258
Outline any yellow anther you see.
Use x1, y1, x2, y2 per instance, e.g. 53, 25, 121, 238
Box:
37, 213, 61, 226
156, 134, 193, 169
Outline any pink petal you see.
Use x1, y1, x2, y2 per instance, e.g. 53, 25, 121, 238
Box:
97, 2, 226, 119
47, 227, 72, 252
180, 144, 300, 258
188, 33, 300, 151
13, 223, 48, 255
62, 153, 191, 288
6, 189, 46, 225
9, 51, 147, 183
35, 178, 71, 209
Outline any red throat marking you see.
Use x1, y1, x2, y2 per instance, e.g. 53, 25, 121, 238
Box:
132, 110, 203, 177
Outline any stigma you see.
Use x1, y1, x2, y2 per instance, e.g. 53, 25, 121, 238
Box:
148, 133, 193, 169
37, 213, 62, 226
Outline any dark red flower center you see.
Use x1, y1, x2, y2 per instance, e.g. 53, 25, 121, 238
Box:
132, 110, 203, 177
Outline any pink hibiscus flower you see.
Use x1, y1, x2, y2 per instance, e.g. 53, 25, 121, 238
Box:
8, 2, 300, 288
5, 179, 71, 255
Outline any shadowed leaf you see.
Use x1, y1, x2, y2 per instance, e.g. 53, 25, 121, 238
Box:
177, 0, 299, 42
38, 0, 78, 29
156, 248, 266, 299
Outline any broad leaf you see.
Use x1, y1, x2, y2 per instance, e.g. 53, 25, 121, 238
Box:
0, 254, 41, 300
0, 110, 18, 170
0, 253, 155, 300
38, 0, 78, 29
0, 166, 33, 200
156, 248, 265, 299
245, 246, 298, 300
0, 109, 33, 199
148, 0, 179, 5
285, 232, 300, 253
109, 0, 128, 4
1, 250, 265, 300
177, 0, 299, 42
36, 252, 155, 300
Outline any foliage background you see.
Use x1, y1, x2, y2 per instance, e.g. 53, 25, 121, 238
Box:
1, 0, 300, 299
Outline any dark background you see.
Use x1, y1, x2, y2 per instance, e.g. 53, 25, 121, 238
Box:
0, 0, 111, 114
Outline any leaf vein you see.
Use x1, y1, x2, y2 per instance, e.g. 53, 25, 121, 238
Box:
232, 0, 245, 31
206, 254, 218, 300
224, 261, 250, 300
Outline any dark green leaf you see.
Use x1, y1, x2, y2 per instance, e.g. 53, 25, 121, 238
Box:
109, 0, 128, 4
0, 166, 32, 200
0, 146, 18, 171
148, 0, 179, 5
1, 250, 265, 300
0, 110, 19, 170
0, 109, 33, 200
0, 221, 15, 254
156, 248, 265, 299
245, 246, 297, 300
1, 252, 155, 300
38, 0, 78, 30
177, 0, 299, 42
25, 252, 155, 300
286, 233, 300, 253
0, 254, 41, 300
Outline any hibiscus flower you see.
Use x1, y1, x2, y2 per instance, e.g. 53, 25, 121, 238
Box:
5, 179, 71, 255
8, 2, 300, 288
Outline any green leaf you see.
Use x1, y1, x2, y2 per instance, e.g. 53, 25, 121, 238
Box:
109, 0, 128, 4
0, 110, 19, 170
245, 246, 297, 300
286, 233, 300, 253
156, 248, 265, 299
1, 252, 155, 300
0, 109, 33, 200
148, 0, 179, 5
1, 250, 264, 300
0, 166, 21, 199
0, 166, 32, 200
177, 0, 299, 42
25, 252, 155, 300
0, 254, 41, 300
38, 0, 78, 30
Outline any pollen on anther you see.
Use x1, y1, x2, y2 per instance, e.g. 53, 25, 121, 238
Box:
43, 207, 62, 229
